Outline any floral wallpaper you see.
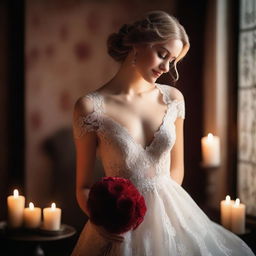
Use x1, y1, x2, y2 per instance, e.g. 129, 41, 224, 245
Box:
238, 0, 256, 216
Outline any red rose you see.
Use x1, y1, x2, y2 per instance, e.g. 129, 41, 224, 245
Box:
87, 177, 147, 234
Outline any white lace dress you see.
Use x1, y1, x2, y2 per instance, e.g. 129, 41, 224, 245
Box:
71, 83, 255, 256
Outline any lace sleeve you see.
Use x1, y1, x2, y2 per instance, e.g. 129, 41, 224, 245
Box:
176, 100, 185, 119
73, 112, 99, 139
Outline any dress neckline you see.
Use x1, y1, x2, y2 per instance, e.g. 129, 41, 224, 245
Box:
92, 83, 175, 152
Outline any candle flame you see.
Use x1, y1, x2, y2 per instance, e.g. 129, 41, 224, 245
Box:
225, 195, 231, 202
29, 202, 34, 210
207, 133, 214, 141
13, 189, 19, 197
51, 202, 56, 210
234, 198, 240, 207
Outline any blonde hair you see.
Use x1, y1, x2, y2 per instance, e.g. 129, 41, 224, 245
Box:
107, 10, 190, 81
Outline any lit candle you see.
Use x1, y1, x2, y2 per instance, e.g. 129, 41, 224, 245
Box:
43, 203, 61, 230
220, 195, 234, 230
7, 189, 25, 228
201, 133, 220, 167
231, 198, 246, 234
24, 202, 42, 228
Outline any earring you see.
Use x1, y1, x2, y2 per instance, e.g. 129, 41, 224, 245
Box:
131, 51, 137, 67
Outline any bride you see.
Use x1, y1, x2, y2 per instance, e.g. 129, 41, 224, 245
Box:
71, 10, 255, 256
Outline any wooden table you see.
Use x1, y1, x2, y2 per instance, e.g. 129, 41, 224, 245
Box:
0, 221, 76, 256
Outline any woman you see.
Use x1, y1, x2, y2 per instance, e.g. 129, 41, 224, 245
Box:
72, 10, 255, 256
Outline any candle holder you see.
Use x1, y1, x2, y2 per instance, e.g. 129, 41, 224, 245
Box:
200, 162, 221, 169
200, 162, 220, 206
38, 224, 65, 236
0, 221, 76, 256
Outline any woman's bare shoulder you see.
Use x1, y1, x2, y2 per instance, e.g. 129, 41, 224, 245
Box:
73, 94, 94, 117
73, 80, 113, 116
159, 84, 184, 101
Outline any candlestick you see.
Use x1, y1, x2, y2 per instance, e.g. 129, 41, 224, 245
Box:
201, 133, 220, 167
220, 195, 234, 230
231, 198, 246, 234
43, 203, 62, 231
24, 202, 42, 228
7, 189, 25, 228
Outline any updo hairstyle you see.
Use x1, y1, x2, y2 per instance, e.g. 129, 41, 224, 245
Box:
107, 10, 190, 81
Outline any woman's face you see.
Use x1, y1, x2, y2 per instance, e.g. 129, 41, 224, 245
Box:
134, 39, 183, 83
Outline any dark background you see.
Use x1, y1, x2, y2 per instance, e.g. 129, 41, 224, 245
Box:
2, 0, 253, 255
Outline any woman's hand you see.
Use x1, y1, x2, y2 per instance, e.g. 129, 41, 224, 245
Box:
90, 221, 124, 243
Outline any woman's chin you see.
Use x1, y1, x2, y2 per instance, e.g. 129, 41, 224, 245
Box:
143, 75, 158, 84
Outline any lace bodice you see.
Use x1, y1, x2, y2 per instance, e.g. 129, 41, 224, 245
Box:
72, 83, 255, 256
73, 83, 185, 194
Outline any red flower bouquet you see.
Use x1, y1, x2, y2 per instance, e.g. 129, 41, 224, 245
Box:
87, 177, 147, 234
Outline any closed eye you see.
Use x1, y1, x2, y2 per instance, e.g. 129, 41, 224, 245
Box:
158, 52, 175, 65
158, 52, 167, 59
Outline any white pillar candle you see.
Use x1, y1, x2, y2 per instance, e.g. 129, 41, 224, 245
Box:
43, 203, 61, 231
7, 189, 25, 228
231, 198, 246, 234
24, 202, 42, 228
201, 133, 220, 167
220, 195, 234, 230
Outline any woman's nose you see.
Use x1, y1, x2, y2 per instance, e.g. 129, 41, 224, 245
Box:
159, 61, 169, 73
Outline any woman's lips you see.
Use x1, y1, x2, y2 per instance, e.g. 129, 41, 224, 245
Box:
152, 70, 162, 77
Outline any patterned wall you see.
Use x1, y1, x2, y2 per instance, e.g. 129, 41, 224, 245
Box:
238, 0, 256, 216
25, 0, 172, 210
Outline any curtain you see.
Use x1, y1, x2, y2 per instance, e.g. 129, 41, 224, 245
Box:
237, 0, 256, 216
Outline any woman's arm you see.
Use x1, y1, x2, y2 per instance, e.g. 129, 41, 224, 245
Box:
75, 132, 97, 216
73, 97, 124, 242
170, 117, 184, 185
73, 97, 97, 217
169, 87, 185, 186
